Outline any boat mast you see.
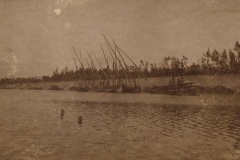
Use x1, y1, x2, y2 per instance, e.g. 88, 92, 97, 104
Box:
72, 46, 86, 87
116, 45, 147, 80
100, 43, 111, 87
104, 37, 117, 87
87, 52, 101, 80
73, 57, 78, 71
92, 53, 109, 88
103, 34, 128, 86
112, 40, 133, 86
100, 43, 109, 70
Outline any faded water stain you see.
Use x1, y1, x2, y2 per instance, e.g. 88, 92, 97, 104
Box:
0, 50, 18, 78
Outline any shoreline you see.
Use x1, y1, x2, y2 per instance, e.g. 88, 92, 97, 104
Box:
1, 75, 240, 95
1, 89, 239, 107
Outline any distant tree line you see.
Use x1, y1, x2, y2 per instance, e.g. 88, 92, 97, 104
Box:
142, 41, 240, 76
1, 41, 240, 84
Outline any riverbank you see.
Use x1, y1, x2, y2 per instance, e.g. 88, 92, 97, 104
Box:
1, 75, 240, 94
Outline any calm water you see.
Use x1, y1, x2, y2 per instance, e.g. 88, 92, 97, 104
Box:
0, 90, 240, 160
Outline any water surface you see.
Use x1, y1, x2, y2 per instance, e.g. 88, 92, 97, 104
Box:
0, 90, 240, 160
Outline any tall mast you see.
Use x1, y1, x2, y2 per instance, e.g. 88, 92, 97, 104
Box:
100, 43, 111, 86
72, 46, 82, 67
113, 40, 131, 76
103, 34, 128, 80
113, 42, 134, 86
100, 43, 109, 69
78, 51, 85, 69
72, 46, 85, 84
78, 51, 86, 86
87, 52, 102, 80
93, 53, 109, 80
73, 57, 78, 71
83, 56, 97, 87
116, 45, 147, 80
103, 36, 117, 86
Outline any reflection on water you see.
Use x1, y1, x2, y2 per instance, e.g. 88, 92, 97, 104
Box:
0, 90, 240, 160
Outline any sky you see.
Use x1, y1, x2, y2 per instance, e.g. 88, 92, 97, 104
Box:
1, 0, 240, 78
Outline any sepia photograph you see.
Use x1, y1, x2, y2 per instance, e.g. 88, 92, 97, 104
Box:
0, 0, 240, 159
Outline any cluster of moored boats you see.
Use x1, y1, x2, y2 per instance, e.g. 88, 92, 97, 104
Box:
71, 34, 146, 93
71, 34, 197, 95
